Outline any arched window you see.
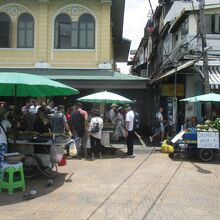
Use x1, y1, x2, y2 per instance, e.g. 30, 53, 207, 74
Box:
0, 13, 11, 48
54, 14, 71, 49
78, 14, 95, 49
17, 13, 34, 48
54, 12, 95, 49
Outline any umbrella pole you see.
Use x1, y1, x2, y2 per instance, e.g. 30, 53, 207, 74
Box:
104, 101, 106, 123
13, 85, 17, 148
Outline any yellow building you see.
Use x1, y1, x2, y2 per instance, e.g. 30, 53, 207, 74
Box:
0, 0, 147, 91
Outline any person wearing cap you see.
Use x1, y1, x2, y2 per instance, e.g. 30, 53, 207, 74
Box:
124, 104, 135, 157
112, 106, 126, 141
108, 103, 118, 124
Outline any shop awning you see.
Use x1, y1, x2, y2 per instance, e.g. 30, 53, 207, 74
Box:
0, 69, 147, 89
151, 60, 196, 83
197, 66, 220, 89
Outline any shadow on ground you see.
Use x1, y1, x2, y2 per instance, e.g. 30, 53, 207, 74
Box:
168, 152, 220, 165
0, 172, 68, 206
73, 147, 129, 160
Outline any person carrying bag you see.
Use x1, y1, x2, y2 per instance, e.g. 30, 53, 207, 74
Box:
89, 110, 103, 160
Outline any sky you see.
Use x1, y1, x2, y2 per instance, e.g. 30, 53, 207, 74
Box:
117, 0, 158, 74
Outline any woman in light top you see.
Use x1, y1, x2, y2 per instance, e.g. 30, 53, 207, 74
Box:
89, 110, 103, 160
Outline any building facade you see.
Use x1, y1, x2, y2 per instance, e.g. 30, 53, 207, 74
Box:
0, 0, 149, 130
0, 0, 147, 91
0, 0, 127, 70
130, 0, 220, 130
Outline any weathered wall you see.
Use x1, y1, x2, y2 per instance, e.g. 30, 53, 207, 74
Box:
0, 0, 112, 69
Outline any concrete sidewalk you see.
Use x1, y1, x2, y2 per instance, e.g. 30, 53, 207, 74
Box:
0, 143, 220, 220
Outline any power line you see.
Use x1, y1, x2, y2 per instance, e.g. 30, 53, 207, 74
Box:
148, 0, 154, 13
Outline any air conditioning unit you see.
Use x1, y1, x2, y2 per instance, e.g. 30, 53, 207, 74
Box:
98, 63, 112, 70
140, 69, 149, 78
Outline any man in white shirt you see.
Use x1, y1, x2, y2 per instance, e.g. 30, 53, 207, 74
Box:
124, 104, 135, 157
29, 99, 40, 115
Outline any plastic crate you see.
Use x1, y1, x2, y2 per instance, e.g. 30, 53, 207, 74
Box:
183, 132, 197, 141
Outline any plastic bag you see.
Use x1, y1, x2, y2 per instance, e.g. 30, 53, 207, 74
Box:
69, 140, 77, 157
86, 138, 91, 148
161, 140, 174, 153
51, 144, 64, 163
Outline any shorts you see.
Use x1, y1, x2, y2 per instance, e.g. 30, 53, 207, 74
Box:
154, 125, 164, 134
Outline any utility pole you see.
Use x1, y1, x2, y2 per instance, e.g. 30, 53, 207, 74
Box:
199, 0, 211, 118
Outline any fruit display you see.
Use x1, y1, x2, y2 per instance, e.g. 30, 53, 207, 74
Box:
181, 119, 219, 144
196, 121, 219, 132
212, 118, 220, 131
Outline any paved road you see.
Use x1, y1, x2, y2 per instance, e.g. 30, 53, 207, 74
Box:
1, 143, 220, 220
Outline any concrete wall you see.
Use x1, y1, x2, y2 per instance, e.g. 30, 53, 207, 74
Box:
0, 0, 112, 69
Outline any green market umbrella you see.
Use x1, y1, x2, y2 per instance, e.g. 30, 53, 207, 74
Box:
0, 72, 79, 97
0, 72, 79, 145
180, 93, 220, 102
77, 91, 133, 104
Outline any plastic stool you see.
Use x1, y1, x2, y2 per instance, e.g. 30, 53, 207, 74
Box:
0, 162, 25, 194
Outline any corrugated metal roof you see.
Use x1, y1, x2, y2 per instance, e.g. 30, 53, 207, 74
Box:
0, 69, 147, 81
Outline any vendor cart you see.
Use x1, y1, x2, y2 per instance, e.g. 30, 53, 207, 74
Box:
175, 93, 220, 161
8, 134, 71, 178
170, 128, 220, 161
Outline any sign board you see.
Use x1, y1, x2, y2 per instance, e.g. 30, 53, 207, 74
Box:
171, 130, 186, 143
35, 62, 50, 69
197, 132, 219, 149
161, 84, 184, 97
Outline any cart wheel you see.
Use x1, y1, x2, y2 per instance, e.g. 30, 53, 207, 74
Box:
169, 152, 174, 159
198, 149, 214, 162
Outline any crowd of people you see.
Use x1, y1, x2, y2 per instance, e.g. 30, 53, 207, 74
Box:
149, 106, 212, 144
0, 99, 137, 162
1, 97, 213, 163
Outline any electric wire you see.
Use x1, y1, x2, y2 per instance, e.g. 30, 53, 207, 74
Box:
148, 0, 154, 13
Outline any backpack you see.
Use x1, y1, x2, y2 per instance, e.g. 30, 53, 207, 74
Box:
133, 112, 140, 131
71, 110, 85, 137
90, 119, 100, 134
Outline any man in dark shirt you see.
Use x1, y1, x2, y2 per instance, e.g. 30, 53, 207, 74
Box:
70, 102, 88, 158
51, 105, 71, 134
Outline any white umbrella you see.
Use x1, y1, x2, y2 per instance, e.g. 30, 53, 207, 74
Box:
77, 91, 133, 104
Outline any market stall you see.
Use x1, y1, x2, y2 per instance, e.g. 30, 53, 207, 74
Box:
7, 132, 72, 178
170, 119, 220, 161
0, 72, 79, 181
167, 93, 220, 161
77, 90, 133, 147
